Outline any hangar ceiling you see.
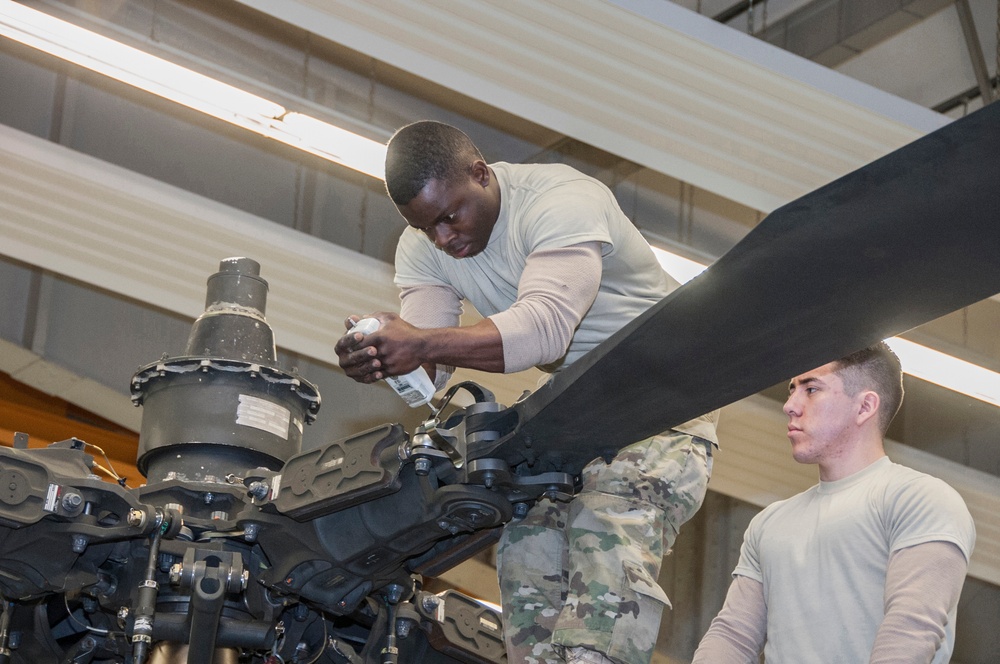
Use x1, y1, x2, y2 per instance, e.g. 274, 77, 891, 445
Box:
0, 1, 998, 661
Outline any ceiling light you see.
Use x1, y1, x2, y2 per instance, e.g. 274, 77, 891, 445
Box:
0, 0, 386, 178
886, 338, 1000, 408
268, 112, 386, 180
651, 246, 1000, 408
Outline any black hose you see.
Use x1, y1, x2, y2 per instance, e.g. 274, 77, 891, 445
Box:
132, 516, 166, 664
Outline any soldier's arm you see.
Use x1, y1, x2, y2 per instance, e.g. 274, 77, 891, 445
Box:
692, 575, 766, 663
869, 541, 968, 663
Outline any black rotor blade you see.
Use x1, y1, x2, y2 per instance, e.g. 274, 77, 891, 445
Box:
486, 101, 1000, 475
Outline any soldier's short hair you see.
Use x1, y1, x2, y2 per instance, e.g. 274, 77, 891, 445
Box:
834, 341, 904, 434
384, 121, 484, 205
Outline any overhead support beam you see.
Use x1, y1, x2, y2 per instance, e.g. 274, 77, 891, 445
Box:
954, 0, 996, 104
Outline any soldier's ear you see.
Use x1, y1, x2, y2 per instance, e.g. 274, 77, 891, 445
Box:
856, 390, 880, 427
470, 160, 490, 188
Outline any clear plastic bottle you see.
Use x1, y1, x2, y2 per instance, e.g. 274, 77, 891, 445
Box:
347, 317, 437, 408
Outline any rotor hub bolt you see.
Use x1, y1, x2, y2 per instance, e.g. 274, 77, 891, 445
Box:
62, 492, 83, 510
397, 617, 414, 638
127, 509, 146, 528
71, 534, 89, 553
243, 522, 260, 541
248, 481, 270, 500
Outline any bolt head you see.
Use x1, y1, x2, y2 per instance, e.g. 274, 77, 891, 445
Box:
127, 509, 145, 528
71, 534, 88, 553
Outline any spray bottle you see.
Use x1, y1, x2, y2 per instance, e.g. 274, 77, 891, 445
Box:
347, 317, 437, 408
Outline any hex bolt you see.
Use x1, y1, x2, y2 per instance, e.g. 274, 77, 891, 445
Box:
127, 509, 146, 528
62, 492, 83, 510
243, 522, 259, 541
397, 618, 414, 638
293, 603, 309, 621
203, 492, 214, 505
247, 481, 270, 500
169, 563, 183, 585
513, 502, 529, 519
71, 534, 89, 553
421, 595, 440, 613
414, 458, 432, 476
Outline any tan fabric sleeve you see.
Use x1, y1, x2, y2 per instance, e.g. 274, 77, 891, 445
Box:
692, 575, 767, 663
869, 540, 969, 663
489, 243, 602, 373
398, 283, 462, 389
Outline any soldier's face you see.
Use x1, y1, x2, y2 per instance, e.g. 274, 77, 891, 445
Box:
783, 363, 859, 466
398, 161, 498, 259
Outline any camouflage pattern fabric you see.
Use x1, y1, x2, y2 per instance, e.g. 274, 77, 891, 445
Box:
497, 432, 713, 664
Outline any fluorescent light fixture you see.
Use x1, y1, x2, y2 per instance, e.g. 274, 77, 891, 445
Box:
268, 112, 386, 180
886, 338, 1000, 408
650, 246, 1000, 407
0, 0, 386, 179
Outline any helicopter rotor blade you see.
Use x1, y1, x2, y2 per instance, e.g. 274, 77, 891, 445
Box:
485, 101, 1000, 475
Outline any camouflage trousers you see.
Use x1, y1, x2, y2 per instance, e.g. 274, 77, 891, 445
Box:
496, 432, 713, 664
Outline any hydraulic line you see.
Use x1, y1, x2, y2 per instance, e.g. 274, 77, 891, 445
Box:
132, 513, 168, 664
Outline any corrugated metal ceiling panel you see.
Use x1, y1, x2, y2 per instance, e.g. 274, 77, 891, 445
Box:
236, 0, 948, 212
